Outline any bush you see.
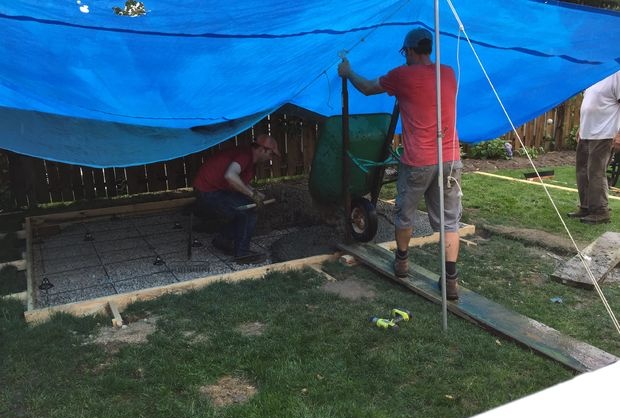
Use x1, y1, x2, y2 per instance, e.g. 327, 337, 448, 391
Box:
515, 146, 545, 159
467, 139, 510, 160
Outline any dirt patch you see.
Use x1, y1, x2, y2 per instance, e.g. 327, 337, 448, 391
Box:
199, 375, 257, 407
236, 321, 266, 337
480, 224, 582, 254
461, 150, 575, 173
182, 330, 210, 344
320, 278, 376, 301
90, 317, 158, 354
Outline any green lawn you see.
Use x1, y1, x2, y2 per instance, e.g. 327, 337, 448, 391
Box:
2, 162, 619, 417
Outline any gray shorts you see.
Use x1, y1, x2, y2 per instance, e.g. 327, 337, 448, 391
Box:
394, 161, 463, 232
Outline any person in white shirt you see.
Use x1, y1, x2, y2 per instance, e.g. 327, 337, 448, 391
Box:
568, 71, 620, 224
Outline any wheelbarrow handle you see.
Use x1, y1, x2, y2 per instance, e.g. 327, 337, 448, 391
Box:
236, 198, 276, 211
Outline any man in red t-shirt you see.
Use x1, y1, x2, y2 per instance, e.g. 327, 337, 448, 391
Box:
193, 134, 279, 264
338, 27, 462, 300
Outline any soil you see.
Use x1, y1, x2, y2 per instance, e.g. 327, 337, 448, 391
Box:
460, 150, 576, 173
90, 316, 158, 354
263, 150, 578, 262
199, 376, 257, 407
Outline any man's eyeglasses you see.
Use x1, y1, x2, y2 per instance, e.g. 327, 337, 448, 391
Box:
399, 47, 407, 57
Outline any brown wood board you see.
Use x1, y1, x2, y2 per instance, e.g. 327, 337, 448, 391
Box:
551, 232, 620, 289
337, 242, 618, 373
165, 158, 188, 190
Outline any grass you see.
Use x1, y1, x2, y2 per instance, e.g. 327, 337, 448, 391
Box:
1, 263, 576, 418
2, 160, 620, 417
461, 166, 620, 244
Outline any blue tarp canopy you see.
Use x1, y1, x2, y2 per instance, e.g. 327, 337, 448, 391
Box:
1, 0, 619, 167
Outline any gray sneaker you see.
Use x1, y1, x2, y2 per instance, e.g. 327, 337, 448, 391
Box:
393, 255, 408, 278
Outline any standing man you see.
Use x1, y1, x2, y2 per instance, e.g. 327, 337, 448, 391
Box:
568, 70, 620, 224
193, 134, 279, 264
338, 27, 462, 300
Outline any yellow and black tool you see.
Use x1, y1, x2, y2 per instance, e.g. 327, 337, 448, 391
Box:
370, 308, 412, 331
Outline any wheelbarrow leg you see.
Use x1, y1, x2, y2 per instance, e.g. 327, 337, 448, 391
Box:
370, 102, 400, 206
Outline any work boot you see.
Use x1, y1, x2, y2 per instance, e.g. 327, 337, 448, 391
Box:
211, 235, 235, 255
567, 208, 589, 218
234, 250, 267, 265
393, 254, 408, 278
438, 273, 459, 301
580, 210, 611, 225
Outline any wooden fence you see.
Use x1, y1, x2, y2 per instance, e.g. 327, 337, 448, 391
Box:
5, 109, 321, 208
3, 96, 583, 208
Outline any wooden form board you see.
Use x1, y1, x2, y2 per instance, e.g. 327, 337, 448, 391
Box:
377, 224, 476, 251
472, 171, 620, 201
337, 242, 618, 373
24, 253, 338, 324
551, 232, 620, 289
28, 196, 195, 225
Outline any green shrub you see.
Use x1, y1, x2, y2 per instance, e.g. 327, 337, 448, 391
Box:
467, 139, 509, 160
515, 146, 545, 159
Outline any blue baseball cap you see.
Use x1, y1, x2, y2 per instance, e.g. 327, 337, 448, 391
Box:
402, 28, 432, 49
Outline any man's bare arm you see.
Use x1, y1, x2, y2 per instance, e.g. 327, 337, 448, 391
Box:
338, 58, 385, 96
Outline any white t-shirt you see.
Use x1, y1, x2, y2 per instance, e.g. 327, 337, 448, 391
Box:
579, 71, 620, 140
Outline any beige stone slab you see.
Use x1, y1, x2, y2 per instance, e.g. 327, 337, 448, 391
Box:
551, 232, 620, 289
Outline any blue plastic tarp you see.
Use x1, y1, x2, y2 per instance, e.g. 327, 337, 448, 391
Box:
1, 0, 619, 167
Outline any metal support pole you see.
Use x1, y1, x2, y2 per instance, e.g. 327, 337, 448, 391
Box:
434, 0, 448, 332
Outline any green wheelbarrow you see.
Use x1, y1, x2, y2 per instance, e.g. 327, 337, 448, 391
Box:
308, 106, 401, 242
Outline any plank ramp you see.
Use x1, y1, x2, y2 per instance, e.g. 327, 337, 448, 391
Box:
338, 242, 618, 373
551, 232, 620, 289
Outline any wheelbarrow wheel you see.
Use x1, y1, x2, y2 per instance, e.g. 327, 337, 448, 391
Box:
349, 197, 378, 242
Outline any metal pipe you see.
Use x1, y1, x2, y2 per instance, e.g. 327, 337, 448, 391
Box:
434, 0, 448, 332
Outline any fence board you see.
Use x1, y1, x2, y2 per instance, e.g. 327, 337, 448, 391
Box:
165, 157, 187, 190
125, 165, 147, 195
43, 161, 63, 203
145, 162, 167, 193
57, 163, 75, 202
5, 100, 587, 209
286, 117, 304, 176
269, 114, 286, 177
302, 122, 317, 174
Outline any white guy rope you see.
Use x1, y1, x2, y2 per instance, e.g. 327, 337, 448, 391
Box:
445, 0, 620, 335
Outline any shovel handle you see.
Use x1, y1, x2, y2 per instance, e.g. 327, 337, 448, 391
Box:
236, 198, 276, 211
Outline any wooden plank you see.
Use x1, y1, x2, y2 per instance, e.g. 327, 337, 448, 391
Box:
71, 165, 86, 201
125, 165, 148, 195
184, 153, 205, 186
92, 167, 108, 198
57, 162, 75, 202
0, 259, 26, 271
165, 157, 188, 190
108, 301, 124, 328
472, 171, 620, 201
377, 224, 476, 251
29, 196, 195, 224
551, 232, 620, 289
103, 168, 118, 198
337, 242, 618, 373
25, 217, 35, 312
24, 253, 338, 324
302, 122, 317, 174
81, 167, 97, 200
44, 160, 63, 203
145, 162, 168, 193
269, 113, 286, 177
7, 152, 28, 207
286, 116, 304, 176
1, 291, 27, 303
113, 167, 129, 196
